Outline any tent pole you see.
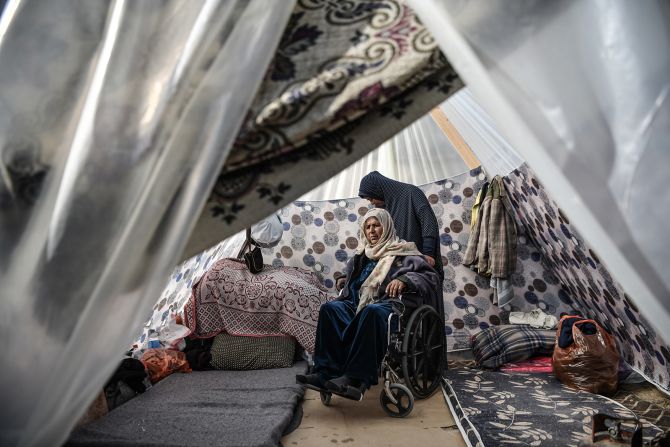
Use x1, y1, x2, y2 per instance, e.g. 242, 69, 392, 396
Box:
430, 107, 480, 169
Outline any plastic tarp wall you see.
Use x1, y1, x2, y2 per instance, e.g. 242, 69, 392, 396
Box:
0, 1, 295, 445
300, 86, 525, 201
409, 0, 670, 345
505, 164, 670, 393
439, 88, 523, 177
134, 230, 245, 352
300, 111, 468, 200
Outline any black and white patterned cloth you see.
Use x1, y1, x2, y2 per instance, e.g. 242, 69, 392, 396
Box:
443, 368, 663, 447
210, 333, 296, 371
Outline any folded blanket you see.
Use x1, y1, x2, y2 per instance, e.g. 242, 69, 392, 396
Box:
499, 356, 553, 373
472, 325, 555, 369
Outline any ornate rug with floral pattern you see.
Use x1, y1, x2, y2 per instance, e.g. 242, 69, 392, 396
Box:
442, 368, 662, 447
184, 258, 331, 353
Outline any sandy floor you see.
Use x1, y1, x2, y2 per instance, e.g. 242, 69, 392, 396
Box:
281, 384, 466, 447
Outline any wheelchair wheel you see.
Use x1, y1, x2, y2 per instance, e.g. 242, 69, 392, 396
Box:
380, 383, 414, 418
402, 304, 445, 399
320, 391, 332, 406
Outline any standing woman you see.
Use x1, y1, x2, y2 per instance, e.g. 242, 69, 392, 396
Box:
358, 171, 443, 280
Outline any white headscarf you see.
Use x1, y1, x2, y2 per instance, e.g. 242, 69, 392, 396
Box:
356, 208, 421, 313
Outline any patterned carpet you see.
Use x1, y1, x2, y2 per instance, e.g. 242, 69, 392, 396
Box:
447, 357, 670, 433
440, 360, 670, 445
442, 366, 665, 446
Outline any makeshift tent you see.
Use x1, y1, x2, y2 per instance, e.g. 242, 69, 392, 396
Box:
143, 86, 670, 391
1, 1, 669, 446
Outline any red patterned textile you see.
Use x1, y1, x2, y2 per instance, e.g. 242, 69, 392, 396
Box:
184, 258, 331, 353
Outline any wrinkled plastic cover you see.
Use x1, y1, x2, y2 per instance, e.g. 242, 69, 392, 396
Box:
440, 88, 523, 177
0, 0, 294, 445
553, 318, 620, 396
409, 0, 670, 342
299, 110, 469, 201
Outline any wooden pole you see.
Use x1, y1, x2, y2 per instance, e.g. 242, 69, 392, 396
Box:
430, 107, 481, 169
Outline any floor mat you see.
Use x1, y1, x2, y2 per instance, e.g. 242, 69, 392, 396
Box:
442, 367, 662, 447
68, 361, 307, 446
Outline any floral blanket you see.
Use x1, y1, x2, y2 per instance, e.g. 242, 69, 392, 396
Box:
442, 368, 662, 446
184, 258, 331, 353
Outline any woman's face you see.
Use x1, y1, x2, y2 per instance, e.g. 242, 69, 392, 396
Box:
366, 197, 385, 208
364, 217, 384, 245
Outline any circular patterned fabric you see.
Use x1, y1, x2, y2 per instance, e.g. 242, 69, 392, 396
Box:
505, 164, 670, 392
274, 168, 574, 353
144, 165, 669, 394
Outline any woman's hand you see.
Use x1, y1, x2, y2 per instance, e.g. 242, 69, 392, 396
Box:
336, 277, 346, 291
424, 255, 436, 267
385, 279, 406, 297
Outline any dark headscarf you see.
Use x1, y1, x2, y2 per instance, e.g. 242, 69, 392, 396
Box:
358, 171, 443, 280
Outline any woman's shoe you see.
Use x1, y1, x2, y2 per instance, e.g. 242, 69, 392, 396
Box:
296, 373, 327, 392
338, 384, 365, 401
325, 375, 358, 393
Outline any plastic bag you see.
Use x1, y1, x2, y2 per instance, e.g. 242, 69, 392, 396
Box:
158, 320, 191, 350
140, 349, 192, 384
552, 316, 620, 395
250, 214, 283, 248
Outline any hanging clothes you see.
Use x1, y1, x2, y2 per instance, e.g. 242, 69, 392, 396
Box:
469, 180, 489, 230
463, 176, 517, 305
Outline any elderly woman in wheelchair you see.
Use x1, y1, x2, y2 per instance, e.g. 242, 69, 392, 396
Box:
296, 208, 441, 413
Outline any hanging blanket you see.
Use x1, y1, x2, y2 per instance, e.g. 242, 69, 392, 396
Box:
184, 258, 331, 353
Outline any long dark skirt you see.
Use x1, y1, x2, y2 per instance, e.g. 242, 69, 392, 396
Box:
313, 300, 393, 388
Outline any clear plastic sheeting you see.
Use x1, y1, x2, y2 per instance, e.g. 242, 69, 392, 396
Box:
299, 111, 468, 200
0, 0, 294, 445
409, 0, 670, 342
133, 230, 246, 355
298, 85, 526, 202
440, 88, 523, 177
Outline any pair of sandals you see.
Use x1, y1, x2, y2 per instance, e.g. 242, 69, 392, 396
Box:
296, 373, 366, 401
578, 413, 670, 446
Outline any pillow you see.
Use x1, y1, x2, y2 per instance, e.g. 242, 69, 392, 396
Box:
471, 325, 555, 369
210, 333, 296, 370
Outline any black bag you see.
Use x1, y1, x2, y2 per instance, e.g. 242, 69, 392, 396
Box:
240, 228, 264, 274
244, 244, 264, 274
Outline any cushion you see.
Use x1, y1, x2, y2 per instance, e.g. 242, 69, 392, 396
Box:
471, 325, 555, 369
210, 333, 296, 370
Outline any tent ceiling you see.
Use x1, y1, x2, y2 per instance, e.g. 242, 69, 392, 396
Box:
299, 87, 524, 201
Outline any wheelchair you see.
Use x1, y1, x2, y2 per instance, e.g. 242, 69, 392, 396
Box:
318, 294, 446, 418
